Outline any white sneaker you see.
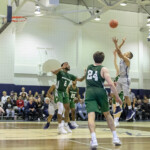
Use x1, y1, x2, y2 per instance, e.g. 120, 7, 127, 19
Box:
113, 137, 122, 146
64, 125, 72, 133
72, 121, 79, 128
58, 126, 67, 134
114, 121, 119, 127
90, 139, 98, 148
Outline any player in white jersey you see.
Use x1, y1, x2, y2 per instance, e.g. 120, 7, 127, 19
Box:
113, 37, 134, 121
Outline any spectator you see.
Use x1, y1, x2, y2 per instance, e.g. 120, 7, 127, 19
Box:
10, 91, 18, 111
25, 97, 37, 121
0, 107, 4, 115
36, 97, 43, 121
141, 99, 150, 120
76, 100, 88, 120
20, 87, 28, 97
16, 96, 24, 115
41, 90, 46, 102
43, 97, 50, 118
28, 90, 32, 97
1, 91, 9, 107
4, 97, 14, 119
135, 99, 142, 120
34, 92, 39, 99
14, 92, 18, 101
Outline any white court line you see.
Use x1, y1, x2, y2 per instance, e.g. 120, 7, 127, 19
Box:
69, 139, 113, 150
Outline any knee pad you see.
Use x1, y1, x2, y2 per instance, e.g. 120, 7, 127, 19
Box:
57, 102, 64, 115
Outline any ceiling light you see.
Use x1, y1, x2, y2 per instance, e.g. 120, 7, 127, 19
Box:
35, 4, 41, 15
147, 22, 150, 27
94, 16, 101, 21
120, 2, 127, 6
147, 16, 150, 22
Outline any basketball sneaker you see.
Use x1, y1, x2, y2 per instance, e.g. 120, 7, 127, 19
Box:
64, 125, 72, 133
90, 139, 98, 148
71, 121, 79, 128
58, 125, 67, 134
113, 137, 122, 146
68, 122, 76, 130
114, 106, 122, 115
126, 109, 135, 121
43, 122, 50, 129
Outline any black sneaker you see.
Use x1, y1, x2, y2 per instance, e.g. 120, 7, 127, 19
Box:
114, 106, 122, 115
44, 123, 50, 129
68, 122, 76, 130
126, 109, 135, 121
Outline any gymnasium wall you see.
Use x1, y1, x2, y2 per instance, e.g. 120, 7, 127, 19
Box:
0, 9, 150, 92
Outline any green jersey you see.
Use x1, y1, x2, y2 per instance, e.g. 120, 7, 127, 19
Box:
56, 70, 77, 92
114, 75, 120, 82
86, 64, 105, 88
69, 85, 78, 101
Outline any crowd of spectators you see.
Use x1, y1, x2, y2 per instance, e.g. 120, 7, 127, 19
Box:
0, 87, 150, 122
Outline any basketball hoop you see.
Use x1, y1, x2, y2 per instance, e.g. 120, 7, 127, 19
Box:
12, 16, 27, 23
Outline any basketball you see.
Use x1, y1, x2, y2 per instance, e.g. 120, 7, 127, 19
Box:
109, 19, 118, 28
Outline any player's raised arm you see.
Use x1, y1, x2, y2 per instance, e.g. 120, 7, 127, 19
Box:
51, 63, 67, 75
113, 50, 119, 76
112, 37, 130, 67
101, 67, 122, 105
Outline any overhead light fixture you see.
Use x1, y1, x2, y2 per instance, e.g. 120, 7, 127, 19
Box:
94, 16, 101, 21
120, 2, 127, 6
147, 16, 150, 22
147, 22, 150, 27
35, 4, 41, 15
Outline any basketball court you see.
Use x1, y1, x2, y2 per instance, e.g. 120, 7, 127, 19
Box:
0, 121, 150, 150
0, 0, 150, 150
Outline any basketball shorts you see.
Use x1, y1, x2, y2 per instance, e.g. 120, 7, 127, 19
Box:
116, 77, 131, 97
85, 87, 109, 113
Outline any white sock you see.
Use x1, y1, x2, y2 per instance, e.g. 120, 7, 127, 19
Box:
112, 131, 118, 139
91, 132, 96, 140
116, 102, 120, 106
114, 117, 119, 122
58, 123, 62, 128
128, 106, 132, 109
64, 122, 68, 127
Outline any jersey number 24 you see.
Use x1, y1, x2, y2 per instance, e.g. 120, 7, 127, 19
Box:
87, 70, 98, 81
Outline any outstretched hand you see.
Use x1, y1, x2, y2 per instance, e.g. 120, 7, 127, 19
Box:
122, 37, 126, 43
112, 37, 118, 44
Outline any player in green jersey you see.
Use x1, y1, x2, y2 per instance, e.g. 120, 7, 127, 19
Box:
85, 51, 122, 148
67, 80, 80, 128
52, 62, 85, 134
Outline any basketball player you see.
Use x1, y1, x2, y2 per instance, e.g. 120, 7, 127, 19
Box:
44, 85, 57, 129
85, 51, 122, 148
112, 37, 134, 121
52, 62, 85, 134
67, 80, 80, 127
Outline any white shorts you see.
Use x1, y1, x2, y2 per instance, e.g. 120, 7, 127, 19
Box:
116, 77, 130, 97
48, 101, 57, 115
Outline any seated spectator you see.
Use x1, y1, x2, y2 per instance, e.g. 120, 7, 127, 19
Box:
10, 91, 18, 111
20, 87, 28, 97
135, 99, 142, 120
25, 97, 37, 121
0, 107, 5, 115
36, 97, 43, 121
43, 97, 50, 118
141, 99, 150, 120
76, 100, 88, 120
41, 90, 46, 102
14, 92, 18, 101
28, 90, 32, 97
34, 92, 39, 100
4, 97, 14, 119
1, 91, 9, 107
16, 96, 24, 115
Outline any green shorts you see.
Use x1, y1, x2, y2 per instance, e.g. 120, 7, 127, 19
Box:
70, 100, 75, 109
85, 87, 109, 113
54, 90, 69, 104
112, 91, 124, 104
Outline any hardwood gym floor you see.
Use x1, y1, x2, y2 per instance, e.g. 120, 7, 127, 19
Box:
0, 121, 150, 150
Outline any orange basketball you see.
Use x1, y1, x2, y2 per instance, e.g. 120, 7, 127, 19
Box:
109, 19, 118, 28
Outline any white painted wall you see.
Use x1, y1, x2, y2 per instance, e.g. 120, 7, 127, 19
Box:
0, 9, 149, 89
